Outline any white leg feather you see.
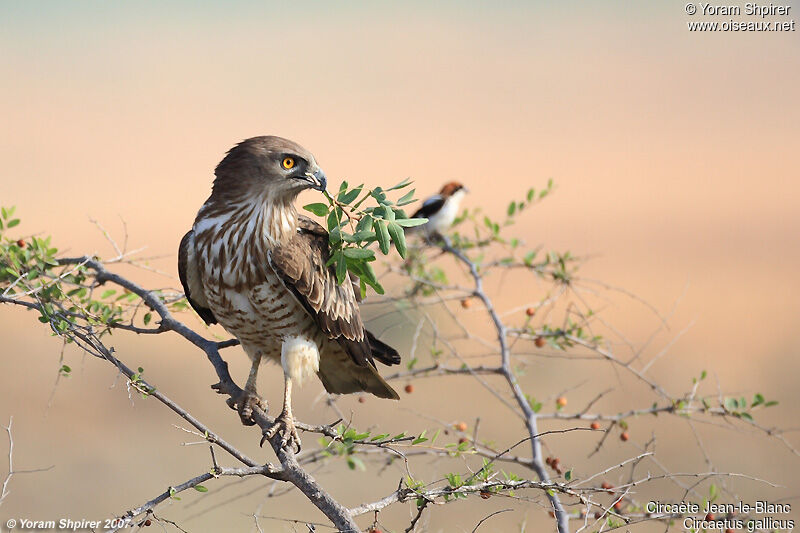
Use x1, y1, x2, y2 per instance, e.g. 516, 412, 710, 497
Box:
280, 336, 320, 387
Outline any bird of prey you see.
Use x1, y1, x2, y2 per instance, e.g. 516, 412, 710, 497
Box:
410, 182, 468, 239
178, 136, 400, 450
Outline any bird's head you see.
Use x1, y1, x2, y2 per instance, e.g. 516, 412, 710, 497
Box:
212, 136, 327, 201
439, 181, 468, 198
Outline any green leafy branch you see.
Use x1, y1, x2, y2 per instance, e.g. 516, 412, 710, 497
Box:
0, 208, 186, 344
303, 179, 426, 296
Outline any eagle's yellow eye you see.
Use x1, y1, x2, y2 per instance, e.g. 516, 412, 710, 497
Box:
282, 157, 295, 170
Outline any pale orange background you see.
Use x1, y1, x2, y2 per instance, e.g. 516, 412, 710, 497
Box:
1, 2, 799, 532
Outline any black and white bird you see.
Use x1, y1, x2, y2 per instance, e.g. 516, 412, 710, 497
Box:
410, 181, 468, 239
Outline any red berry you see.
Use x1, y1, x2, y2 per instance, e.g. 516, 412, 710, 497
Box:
460, 299, 472, 309
556, 396, 567, 408
534, 336, 546, 348
601, 482, 613, 491
144, 519, 152, 527
525, 307, 536, 317
16, 239, 25, 248
358, 396, 366, 403
613, 501, 623, 511
594, 511, 602, 519
458, 437, 468, 444
620, 432, 630, 442
590, 422, 601, 430
706, 513, 715, 521
404, 384, 414, 394
454, 422, 467, 432
480, 491, 491, 499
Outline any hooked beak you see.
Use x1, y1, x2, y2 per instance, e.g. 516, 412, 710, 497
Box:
302, 169, 327, 192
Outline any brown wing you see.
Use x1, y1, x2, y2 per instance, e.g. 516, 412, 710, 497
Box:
178, 230, 217, 325
268, 216, 398, 368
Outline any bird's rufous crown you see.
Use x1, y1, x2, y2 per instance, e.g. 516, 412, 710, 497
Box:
439, 181, 465, 197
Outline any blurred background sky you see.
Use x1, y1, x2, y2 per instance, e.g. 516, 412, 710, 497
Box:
1, 1, 798, 531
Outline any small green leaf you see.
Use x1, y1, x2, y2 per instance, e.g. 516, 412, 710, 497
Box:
397, 188, 416, 206
328, 226, 342, 245
379, 204, 395, 221
394, 217, 427, 228
339, 186, 363, 205
194, 485, 208, 492
7, 219, 20, 228
303, 203, 330, 216
343, 248, 376, 260
351, 229, 376, 241
387, 222, 407, 258
356, 215, 374, 233
370, 188, 387, 203
375, 220, 390, 255
143, 312, 152, 325
335, 255, 347, 285
101, 289, 116, 299
386, 178, 412, 191
564, 469, 572, 481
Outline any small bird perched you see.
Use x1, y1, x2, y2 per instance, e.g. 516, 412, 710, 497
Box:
178, 136, 400, 450
410, 182, 468, 239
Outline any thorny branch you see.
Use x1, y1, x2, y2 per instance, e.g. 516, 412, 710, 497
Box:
0, 198, 794, 532
438, 237, 570, 533
0, 417, 14, 508
1, 254, 361, 533
0, 417, 54, 510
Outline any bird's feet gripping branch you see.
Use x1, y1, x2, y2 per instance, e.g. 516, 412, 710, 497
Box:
260, 380, 301, 453
211, 380, 268, 427
259, 336, 320, 452
231, 389, 268, 427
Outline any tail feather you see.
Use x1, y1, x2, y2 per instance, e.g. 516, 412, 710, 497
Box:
318, 345, 400, 400
366, 330, 401, 366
